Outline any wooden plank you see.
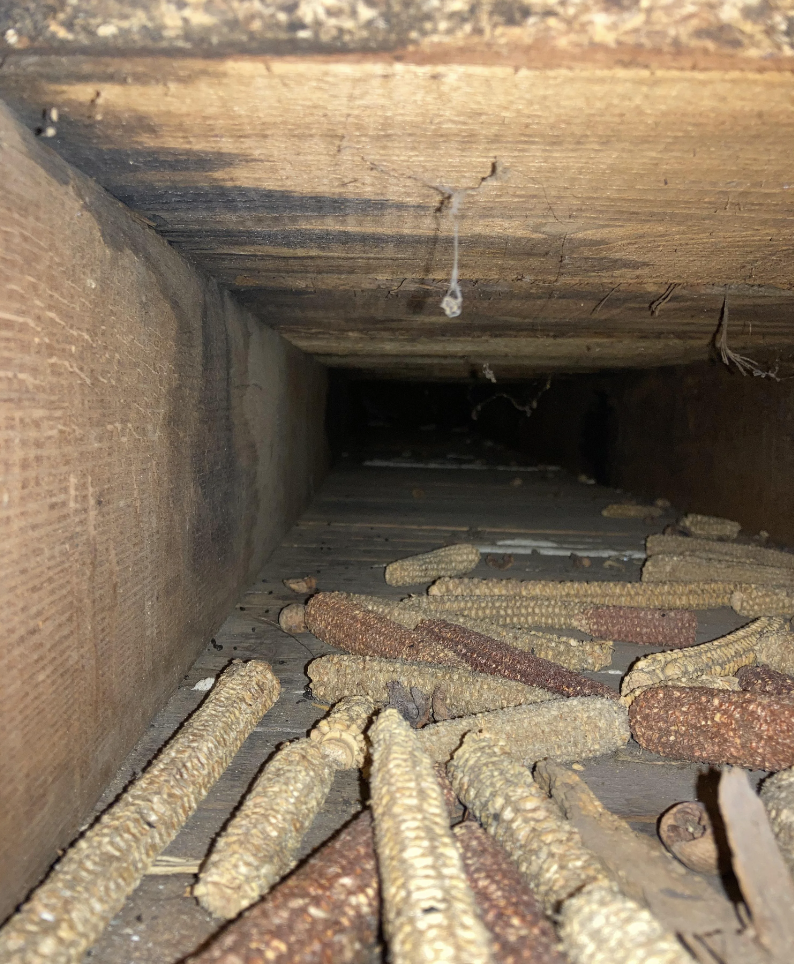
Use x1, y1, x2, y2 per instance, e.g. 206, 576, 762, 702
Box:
0, 103, 328, 921
1, 56, 793, 375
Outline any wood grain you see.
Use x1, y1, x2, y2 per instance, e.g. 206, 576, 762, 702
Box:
1, 56, 793, 375
0, 103, 327, 922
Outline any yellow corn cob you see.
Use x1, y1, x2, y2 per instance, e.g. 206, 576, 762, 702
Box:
449, 734, 693, 964
620, 617, 787, 701
0, 661, 280, 964
385, 543, 481, 586
429, 577, 737, 610
194, 696, 374, 919
448, 730, 610, 911
370, 709, 495, 964
647, 534, 794, 570
416, 696, 629, 765
602, 503, 662, 518
731, 586, 794, 616
308, 655, 557, 718
643, 554, 794, 589
680, 513, 741, 540
760, 767, 794, 880
559, 882, 695, 964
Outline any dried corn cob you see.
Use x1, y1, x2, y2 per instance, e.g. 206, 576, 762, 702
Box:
672, 674, 740, 692
680, 513, 741, 540
416, 696, 629, 765
449, 735, 693, 964
187, 810, 381, 964
760, 767, 794, 880
195, 696, 374, 919
0, 661, 280, 964
429, 576, 739, 609
738, 664, 794, 697
308, 655, 557, 719
370, 709, 495, 964
731, 586, 794, 616
418, 619, 617, 700
756, 628, 794, 676
620, 617, 786, 701
643, 554, 794, 589
453, 821, 567, 964
433, 614, 613, 671
305, 592, 461, 665
559, 881, 694, 964
385, 543, 481, 586
309, 695, 375, 768
448, 730, 610, 911
647, 533, 794, 569
410, 595, 695, 647
628, 686, 794, 770
332, 591, 424, 628
602, 503, 662, 518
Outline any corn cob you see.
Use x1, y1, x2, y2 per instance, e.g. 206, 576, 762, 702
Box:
417, 619, 618, 700
559, 881, 694, 964
429, 577, 738, 610
448, 730, 610, 910
187, 810, 381, 964
680, 513, 741, 540
628, 686, 794, 770
332, 591, 425, 628
308, 655, 557, 719
756, 628, 794, 676
0, 661, 280, 964
449, 735, 694, 964
643, 553, 794, 589
305, 592, 461, 665
737, 664, 794, 697
602, 503, 662, 518
731, 586, 794, 616
647, 533, 794, 570
433, 614, 613, 670
385, 543, 481, 586
416, 696, 629, 765
760, 767, 794, 881
309, 694, 375, 768
410, 595, 696, 647
672, 674, 740, 692
195, 696, 374, 919
620, 617, 786, 701
453, 821, 567, 964
369, 709, 495, 964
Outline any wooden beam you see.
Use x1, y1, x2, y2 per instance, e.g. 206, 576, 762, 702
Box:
0, 102, 327, 921
1, 54, 793, 374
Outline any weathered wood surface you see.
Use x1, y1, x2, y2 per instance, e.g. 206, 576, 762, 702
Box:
1, 56, 793, 376
57, 442, 761, 963
0, 103, 328, 923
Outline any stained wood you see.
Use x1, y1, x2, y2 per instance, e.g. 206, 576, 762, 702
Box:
0, 103, 327, 922
1, 56, 793, 375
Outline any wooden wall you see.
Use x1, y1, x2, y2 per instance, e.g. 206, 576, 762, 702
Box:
0, 102, 328, 921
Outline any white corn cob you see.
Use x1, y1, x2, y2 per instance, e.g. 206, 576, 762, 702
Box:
449, 733, 693, 964
761, 767, 794, 880
559, 882, 694, 964
731, 586, 794, 616
0, 662, 281, 964
416, 696, 629, 765
407, 594, 602, 631
602, 503, 662, 518
428, 577, 737, 610
370, 709, 495, 964
620, 617, 787, 701
308, 654, 557, 718
647, 534, 794, 570
385, 544, 481, 586
643, 554, 794, 589
194, 696, 374, 919
680, 514, 741, 540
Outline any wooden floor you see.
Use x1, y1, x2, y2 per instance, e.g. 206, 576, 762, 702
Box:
82, 434, 755, 963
